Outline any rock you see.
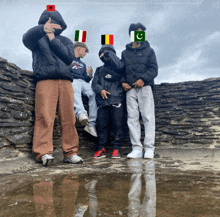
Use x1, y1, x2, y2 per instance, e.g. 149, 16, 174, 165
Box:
6, 133, 33, 144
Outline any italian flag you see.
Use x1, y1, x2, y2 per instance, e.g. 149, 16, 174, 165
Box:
75, 30, 87, 42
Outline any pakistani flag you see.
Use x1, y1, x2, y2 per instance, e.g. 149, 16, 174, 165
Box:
75, 30, 87, 42
130, 31, 145, 42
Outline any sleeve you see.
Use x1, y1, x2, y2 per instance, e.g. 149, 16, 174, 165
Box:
104, 50, 124, 72
120, 52, 126, 84
22, 25, 45, 51
91, 67, 104, 94
139, 49, 158, 83
49, 37, 75, 65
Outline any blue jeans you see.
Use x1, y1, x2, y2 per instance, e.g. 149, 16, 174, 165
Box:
72, 79, 97, 126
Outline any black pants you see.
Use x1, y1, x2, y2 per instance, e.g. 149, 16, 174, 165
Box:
96, 104, 124, 151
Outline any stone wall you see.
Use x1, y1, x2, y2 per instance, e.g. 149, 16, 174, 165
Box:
154, 79, 220, 148
0, 57, 220, 152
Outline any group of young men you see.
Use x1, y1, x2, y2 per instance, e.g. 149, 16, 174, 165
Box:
22, 9, 158, 166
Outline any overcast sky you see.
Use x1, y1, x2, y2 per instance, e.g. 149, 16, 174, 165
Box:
0, 0, 219, 84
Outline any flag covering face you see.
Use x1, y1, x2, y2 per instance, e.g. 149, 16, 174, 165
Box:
46, 5, 55, 11
75, 30, 87, 42
130, 31, 145, 42
101, 35, 113, 45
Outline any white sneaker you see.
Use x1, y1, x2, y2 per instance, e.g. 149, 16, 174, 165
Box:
63, 155, 83, 164
84, 124, 97, 137
144, 149, 154, 159
75, 204, 88, 217
78, 113, 88, 126
127, 150, 143, 159
41, 154, 54, 167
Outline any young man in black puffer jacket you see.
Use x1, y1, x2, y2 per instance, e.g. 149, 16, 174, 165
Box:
22, 9, 83, 166
121, 23, 158, 159
91, 45, 125, 159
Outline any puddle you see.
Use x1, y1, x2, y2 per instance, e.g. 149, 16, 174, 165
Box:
0, 160, 219, 217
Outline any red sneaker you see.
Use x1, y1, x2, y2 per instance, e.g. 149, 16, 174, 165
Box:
92, 148, 106, 159
111, 150, 121, 159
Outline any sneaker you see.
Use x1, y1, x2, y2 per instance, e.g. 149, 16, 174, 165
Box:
75, 204, 88, 217
127, 150, 143, 159
84, 124, 97, 137
111, 150, 121, 159
78, 113, 88, 126
92, 148, 106, 159
144, 149, 154, 159
41, 154, 54, 167
63, 155, 83, 164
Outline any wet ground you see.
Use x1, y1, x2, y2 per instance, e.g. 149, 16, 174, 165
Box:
0, 147, 219, 217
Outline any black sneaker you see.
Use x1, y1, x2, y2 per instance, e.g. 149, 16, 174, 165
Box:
111, 150, 121, 159
92, 148, 106, 159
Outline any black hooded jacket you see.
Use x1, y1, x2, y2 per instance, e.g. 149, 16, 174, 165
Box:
92, 50, 125, 108
22, 10, 75, 83
121, 41, 158, 88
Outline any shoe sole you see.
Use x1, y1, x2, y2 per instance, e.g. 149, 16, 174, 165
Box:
144, 156, 154, 159
80, 119, 88, 126
84, 128, 98, 137
63, 160, 83, 164
111, 156, 121, 159
127, 156, 143, 159
92, 155, 106, 159
43, 159, 54, 167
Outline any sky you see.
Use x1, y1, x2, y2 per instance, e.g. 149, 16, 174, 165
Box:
0, 0, 219, 84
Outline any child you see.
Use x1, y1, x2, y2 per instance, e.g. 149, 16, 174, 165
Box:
91, 45, 125, 159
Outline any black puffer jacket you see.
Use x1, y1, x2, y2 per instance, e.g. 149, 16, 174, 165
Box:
22, 10, 75, 83
121, 40, 158, 88
92, 50, 125, 108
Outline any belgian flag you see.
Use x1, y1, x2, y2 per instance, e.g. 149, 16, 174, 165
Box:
101, 35, 113, 45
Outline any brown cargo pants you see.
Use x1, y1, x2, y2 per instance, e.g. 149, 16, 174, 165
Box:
32, 79, 79, 161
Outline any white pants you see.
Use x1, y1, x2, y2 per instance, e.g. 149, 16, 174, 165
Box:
126, 85, 155, 151
128, 160, 156, 217
72, 79, 97, 126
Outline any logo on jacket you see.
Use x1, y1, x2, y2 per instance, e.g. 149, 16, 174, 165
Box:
105, 74, 112, 78
71, 61, 83, 70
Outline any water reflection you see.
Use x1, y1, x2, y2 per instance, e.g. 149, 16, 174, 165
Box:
127, 160, 156, 217
85, 180, 98, 217
32, 161, 156, 216
33, 176, 88, 217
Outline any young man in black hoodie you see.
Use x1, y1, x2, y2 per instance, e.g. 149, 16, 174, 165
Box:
22, 10, 83, 166
92, 45, 124, 159
121, 23, 158, 159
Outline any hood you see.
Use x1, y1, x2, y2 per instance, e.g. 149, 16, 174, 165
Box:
126, 40, 150, 51
99, 44, 116, 64
38, 10, 67, 35
98, 45, 116, 57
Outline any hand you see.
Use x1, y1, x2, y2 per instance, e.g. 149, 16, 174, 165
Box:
122, 83, 131, 91
44, 17, 62, 34
100, 89, 111, 99
46, 32, 55, 41
99, 52, 110, 61
86, 66, 93, 78
133, 79, 144, 88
